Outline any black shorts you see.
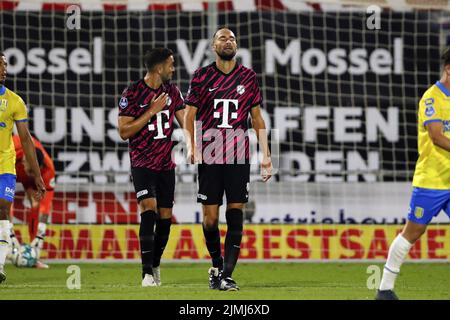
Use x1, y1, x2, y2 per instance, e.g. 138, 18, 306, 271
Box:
131, 167, 175, 208
197, 164, 250, 206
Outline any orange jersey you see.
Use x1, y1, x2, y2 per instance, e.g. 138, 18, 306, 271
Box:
13, 135, 55, 191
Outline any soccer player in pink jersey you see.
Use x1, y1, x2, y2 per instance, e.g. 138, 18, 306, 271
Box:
184, 28, 272, 291
118, 48, 185, 287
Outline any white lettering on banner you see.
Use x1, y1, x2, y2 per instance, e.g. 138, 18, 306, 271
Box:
302, 107, 399, 143
56, 151, 130, 184
176, 39, 252, 74
72, 108, 104, 143
334, 108, 363, 142
33, 107, 66, 143
280, 150, 379, 182
265, 39, 300, 74
315, 151, 344, 182
3, 37, 402, 76
265, 38, 403, 75
32, 105, 396, 181
176, 39, 210, 75
107, 108, 122, 142
3, 37, 103, 75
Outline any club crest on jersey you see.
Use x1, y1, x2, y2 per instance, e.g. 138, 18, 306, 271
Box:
237, 85, 245, 95
414, 207, 424, 219
424, 98, 435, 117
166, 96, 172, 106
0, 99, 7, 112
119, 97, 128, 109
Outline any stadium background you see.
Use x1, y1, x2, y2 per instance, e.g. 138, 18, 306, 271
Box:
1, 0, 449, 262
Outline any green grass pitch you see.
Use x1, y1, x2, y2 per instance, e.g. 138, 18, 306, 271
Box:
0, 263, 449, 300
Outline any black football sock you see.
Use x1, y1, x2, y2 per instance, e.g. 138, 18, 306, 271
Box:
153, 218, 172, 268
202, 223, 223, 270
139, 210, 157, 278
222, 208, 243, 279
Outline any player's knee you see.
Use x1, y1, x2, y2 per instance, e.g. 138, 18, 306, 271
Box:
227, 203, 244, 211
139, 198, 157, 212
225, 208, 243, 232
0, 211, 8, 221
203, 218, 218, 230
0, 202, 11, 220
159, 208, 172, 220
402, 224, 426, 243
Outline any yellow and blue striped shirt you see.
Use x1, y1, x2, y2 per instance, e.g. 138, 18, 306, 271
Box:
412, 81, 450, 190
0, 86, 28, 175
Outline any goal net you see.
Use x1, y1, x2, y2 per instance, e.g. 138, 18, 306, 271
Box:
1, 0, 449, 262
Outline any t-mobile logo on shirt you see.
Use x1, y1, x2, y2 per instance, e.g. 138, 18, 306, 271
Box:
213, 99, 238, 128
148, 110, 170, 139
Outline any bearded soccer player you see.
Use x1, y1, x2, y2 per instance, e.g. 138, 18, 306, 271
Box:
0, 52, 45, 283
376, 48, 450, 300
9, 135, 55, 269
118, 48, 185, 287
184, 28, 272, 291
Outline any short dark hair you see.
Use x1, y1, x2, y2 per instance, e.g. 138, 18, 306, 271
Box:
213, 27, 236, 40
0, 52, 4, 57
35, 148, 44, 167
441, 47, 450, 66
143, 48, 173, 72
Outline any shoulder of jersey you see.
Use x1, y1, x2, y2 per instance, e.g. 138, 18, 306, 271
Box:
194, 63, 214, 76
5, 88, 24, 102
130, 79, 144, 90
128, 79, 144, 91
167, 82, 180, 91
241, 65, 258, 78
424, 84, 442, 98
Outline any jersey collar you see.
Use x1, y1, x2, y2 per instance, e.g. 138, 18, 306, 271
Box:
0, 85, 5, 96
213, 61, 239, 76
435, 81, 450, 96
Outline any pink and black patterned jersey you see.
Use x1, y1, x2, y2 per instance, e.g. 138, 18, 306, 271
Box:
118, 80, 184, 170
185, 62, 263, 164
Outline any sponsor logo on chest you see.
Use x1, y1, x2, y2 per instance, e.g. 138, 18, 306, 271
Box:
0, 99, 8, 112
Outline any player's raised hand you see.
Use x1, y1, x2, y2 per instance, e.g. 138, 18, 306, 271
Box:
261, 157, 272, 182
33, 175, 46, 201
149, 92, 168, 115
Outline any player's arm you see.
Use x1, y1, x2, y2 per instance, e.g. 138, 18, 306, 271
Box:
175, 108, 185, 129
118, 92, 168, 140
16, 121, 45, 201
250, 105, 272, 182
183, 105, 200, 163
426, 121, 450, 152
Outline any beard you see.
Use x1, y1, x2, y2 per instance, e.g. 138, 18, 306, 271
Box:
161, 74, 172, 84
217, 49, 236, 61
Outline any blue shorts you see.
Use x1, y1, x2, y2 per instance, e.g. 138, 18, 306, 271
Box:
0, 173, 16, 202
408, 187, 450, 224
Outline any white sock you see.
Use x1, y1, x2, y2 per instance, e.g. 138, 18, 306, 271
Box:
379, 234, 412, 291
37, 222, 47, 239
0, 220, 11, 268
30, 222, 47, 260
9, 223, 20, 249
